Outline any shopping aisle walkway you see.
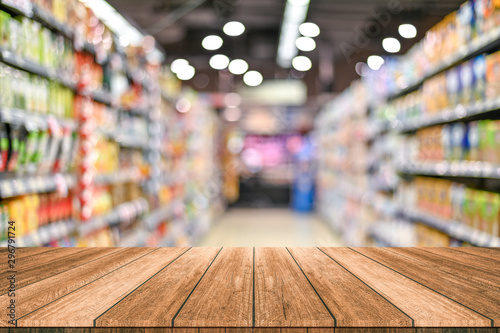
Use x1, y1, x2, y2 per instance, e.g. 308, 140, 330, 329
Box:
198, 208, 344, 247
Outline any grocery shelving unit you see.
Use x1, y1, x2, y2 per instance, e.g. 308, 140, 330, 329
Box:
0, 0, 222, 247
317, 1, 500, 247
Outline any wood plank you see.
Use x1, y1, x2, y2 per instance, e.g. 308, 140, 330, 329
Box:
226, 328, 251, 333
354, 248, 500, 325
307, 329, 333, 333
335, 329, 414, 333
452, 248, 500, 261
0, 247, 57, 275
95, 247, 221, 327
421, 248, 500, 274
389, 248, 500, 293
288, 248, 412, 327
199, 329, 225, 333
0, 248, 89, 277
174, 248, 253, 327
319, 247, 491, 327
254, 248, 334, 327
10, 329, 92, 333
416, 329, 498, 333
9, 327, 91, 333
281, 329, 307, 333
0, 248, 154, 326
92, 329, 170, 333
253, 329, 280, 333
17, 248, 189, 327
172, 329, 198, 333
1, 248, 123, 294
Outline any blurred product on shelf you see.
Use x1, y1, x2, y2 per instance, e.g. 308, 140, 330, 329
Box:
0, 0, 223, 247
317, 0, 500, 247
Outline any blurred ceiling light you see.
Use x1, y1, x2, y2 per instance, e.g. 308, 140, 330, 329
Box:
399, 23, 417, 38
277, 0, 310, 68
176, 98, 191, 113
292, 55, 312, 71
295, 36, 316, 51
170, 59, 189, 74
223, 21, 245, 36
224, 108, 242, 122
288, 0, 310, 5
80, 0, 163, 59
209, 54, 230, 70
202, 35, 223, 50
243, 71, 263, 87
299, 22, 320, 37
355, 62, 368, 76
367, 55, 385, 71
176, 65, 196, 80
119, 35, 130, 47
225, 93, 242, 107
228, 59, 248, 75
382, 37, 401, 53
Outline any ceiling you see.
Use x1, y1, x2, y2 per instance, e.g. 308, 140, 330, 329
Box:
108, 0, 465, 100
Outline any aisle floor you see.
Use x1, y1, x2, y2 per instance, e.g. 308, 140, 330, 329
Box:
198, 208, 344, 247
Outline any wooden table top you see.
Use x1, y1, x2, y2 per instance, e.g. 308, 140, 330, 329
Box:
1, 247, 499, 333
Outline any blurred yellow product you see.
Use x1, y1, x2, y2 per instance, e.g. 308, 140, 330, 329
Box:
8, 199, 24, 237
25, 195, 40, 235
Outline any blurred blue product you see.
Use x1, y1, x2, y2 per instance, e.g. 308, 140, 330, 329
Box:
291, 135, 316, 212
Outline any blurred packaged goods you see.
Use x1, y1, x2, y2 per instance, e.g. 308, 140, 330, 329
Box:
0, 0, 222, 247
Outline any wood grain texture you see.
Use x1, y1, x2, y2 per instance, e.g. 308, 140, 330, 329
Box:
0, 248, 90, 283
226, 328, 252, 333
92, 329, 171, 333
416, 329, 498, 333
280, 329, 307, 333
319, 247, 491, 327
3, 248, 124, 294
452, 248, 500, 261
172, 329, 198, 333
353, 248, 499, 325
335, 329, 414, 333
288, 248, 411, 327
421, 248, 500, 274
17, 248, 188, 327
0, 248, 154, 326
254, 248, 334, 327
307, 329, 333, 333
388, 248, 500, 293
174, 248, 253, 327
95, 247, 221, 327
199, 329, 225, 333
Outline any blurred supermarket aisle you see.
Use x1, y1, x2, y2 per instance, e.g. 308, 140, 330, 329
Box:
197, 208, 343, 247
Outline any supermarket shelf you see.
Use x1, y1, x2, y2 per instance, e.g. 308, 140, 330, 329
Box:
96, 129, 151, 151
117, 228, 149, 247
92, 90, 113, 105
123, 108, 150, 118
143, 200, 180, 231
397, 97, 500, 132
79, 198, 149, 236
0, 107, 77, 130
94, 168, 144, 185
0, 173, 76, 199
398, 161, 500, 179
0, 47, 76, 90
0, 0, 32, 17
399, 208, 500, 247
389, 27, 500, 100
118, 139, 152, 151
368, 228, 397, 247
31, 4, 74, 38
0, 219, 76, 247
